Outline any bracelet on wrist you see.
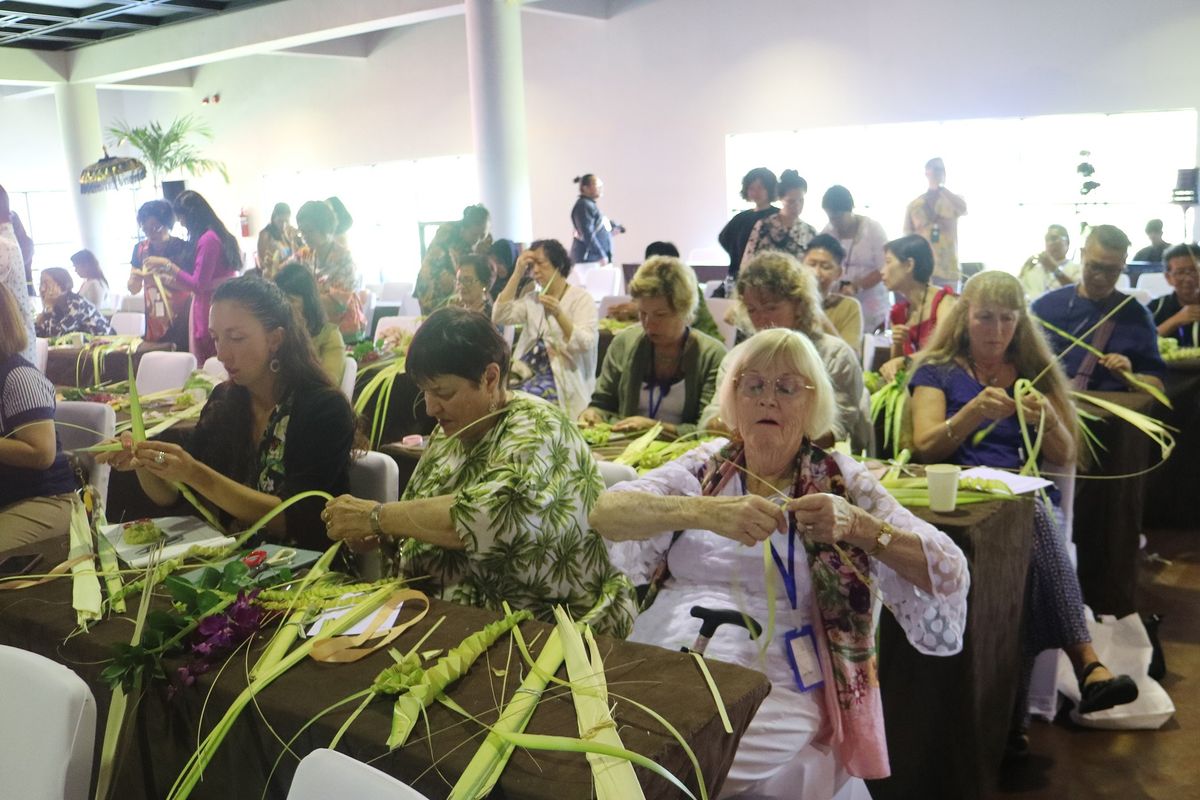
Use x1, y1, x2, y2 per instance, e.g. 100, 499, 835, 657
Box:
369, 503, 385, 537
868, 521, 896, 556
944, 419, 956, 440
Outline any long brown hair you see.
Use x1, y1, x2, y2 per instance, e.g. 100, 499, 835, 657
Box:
911, 270, 1078, 448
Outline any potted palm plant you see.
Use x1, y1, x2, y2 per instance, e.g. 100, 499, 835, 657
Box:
107, 115, 229, 189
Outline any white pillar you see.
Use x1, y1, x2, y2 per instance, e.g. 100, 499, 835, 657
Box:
464, 0, 533, 244
53, 82, 115, 269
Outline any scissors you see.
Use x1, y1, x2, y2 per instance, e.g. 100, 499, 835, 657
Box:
134, 531, 185, 556
244, 548, 297, 577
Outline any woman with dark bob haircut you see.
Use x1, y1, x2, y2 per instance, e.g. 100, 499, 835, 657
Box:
274, 262, 345, 385
878, 234, 958, 381
129, 199, 193, 348
493, 238, 599, 419
325, 307, 636, 635
100, 275, 357, 551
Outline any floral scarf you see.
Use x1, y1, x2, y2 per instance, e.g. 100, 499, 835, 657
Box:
698, 439, 890, 779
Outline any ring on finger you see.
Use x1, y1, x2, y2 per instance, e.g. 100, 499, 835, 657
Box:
154, 451, 166, 466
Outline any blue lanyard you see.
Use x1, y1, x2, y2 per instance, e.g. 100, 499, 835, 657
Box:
769, 514, 800, 611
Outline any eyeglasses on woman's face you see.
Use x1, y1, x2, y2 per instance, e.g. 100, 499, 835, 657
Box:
735, 371, 814, 400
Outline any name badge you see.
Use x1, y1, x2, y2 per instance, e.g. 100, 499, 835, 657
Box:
784, 626, 824, 692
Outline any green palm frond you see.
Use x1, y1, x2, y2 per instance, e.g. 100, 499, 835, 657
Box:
107, 114, 228, 186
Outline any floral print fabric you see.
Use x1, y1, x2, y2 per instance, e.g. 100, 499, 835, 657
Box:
388, 394, 636, 637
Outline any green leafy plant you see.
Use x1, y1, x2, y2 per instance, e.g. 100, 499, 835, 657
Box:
108, 115, 229, 188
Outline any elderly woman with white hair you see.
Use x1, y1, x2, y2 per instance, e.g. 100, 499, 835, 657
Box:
591, 328, 969, 798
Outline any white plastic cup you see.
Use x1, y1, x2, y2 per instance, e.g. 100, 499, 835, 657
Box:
926, 464, 961, 513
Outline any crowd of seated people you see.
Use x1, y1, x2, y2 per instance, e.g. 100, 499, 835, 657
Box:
7, 150, 1192, 799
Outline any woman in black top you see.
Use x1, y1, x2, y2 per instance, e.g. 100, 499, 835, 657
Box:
569, 174, 623, 265
717, 167, 779, 288
100, 276, 358, 550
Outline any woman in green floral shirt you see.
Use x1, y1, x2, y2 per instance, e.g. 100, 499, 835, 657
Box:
324, 307, 636, 636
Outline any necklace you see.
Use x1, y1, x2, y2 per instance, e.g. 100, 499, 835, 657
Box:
967, 355, 1010, 387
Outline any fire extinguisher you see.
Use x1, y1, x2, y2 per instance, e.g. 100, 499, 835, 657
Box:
239, 208, 251, 238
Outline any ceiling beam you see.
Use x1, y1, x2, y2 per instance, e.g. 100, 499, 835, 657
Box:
67, 0, 465, 84
0, 43, 68, 83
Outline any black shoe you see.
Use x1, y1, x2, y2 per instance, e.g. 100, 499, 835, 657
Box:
1078, 662, 1139, 714
1003, 728, 1030, 762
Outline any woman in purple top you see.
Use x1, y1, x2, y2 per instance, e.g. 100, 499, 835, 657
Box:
907, 270, 1137, 757
144, 191, 240, 363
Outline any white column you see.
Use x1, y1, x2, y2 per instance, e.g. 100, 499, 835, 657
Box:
464, 0, 533, 244
53, 82, 115, 268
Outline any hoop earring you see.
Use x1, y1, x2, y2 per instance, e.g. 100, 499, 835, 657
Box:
488, 399, 497, 413
269, 357, 281, 373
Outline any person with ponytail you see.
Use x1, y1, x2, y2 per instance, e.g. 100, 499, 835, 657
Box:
742, 169, 817, 263
569, 174, 624, 265
143, 190, 241, 363
99, 275, 358, 550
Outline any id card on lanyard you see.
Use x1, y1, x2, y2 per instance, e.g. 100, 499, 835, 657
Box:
769, 514, 825, 693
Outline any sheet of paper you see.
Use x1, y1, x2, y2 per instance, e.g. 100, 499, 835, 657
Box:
305, 597, 403, 638
100, 516, 235, 569
960, 466, 1053, 495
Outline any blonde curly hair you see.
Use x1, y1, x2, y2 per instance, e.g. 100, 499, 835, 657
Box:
628, 255, 699, 322
735, 250, 822, 334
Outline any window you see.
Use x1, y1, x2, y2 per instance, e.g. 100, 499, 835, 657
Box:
726, 110, 1197, 273
257, 155, 478, 286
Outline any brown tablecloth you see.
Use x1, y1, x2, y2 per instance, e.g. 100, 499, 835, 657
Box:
1143, 361, 1200, 530
867, 498, 1034, 800
1072, 390, 1153, 617
46, 341, 176, 387
0, 537, 770, 800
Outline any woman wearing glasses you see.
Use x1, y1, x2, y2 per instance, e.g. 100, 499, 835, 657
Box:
590, 327, 968, 798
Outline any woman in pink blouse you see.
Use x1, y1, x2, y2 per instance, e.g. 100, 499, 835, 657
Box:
145, 190, 241, 362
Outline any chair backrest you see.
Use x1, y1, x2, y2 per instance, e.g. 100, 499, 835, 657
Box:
597, 294, 632, 320
374, 315, 422, 340
583, 265, 622, 301
349, 450, 400, 504
596, 460, 638, 488
705, 298, 738, 348
203, 356, 229, 380
380, 282, 414, 302
340, 356, 358, 402
1128, 288, 1153, 307
55, 400, 117, 508
35, 337, 49, 372
0, 645, 97, 800
120, 294, 145, 312
1137, 272, 1171, 298
135, 351, 198, 395
110, 311, 146, 337
1114, 273, 1132, 291
287, 748, 429, 800
703, 279, 724, 298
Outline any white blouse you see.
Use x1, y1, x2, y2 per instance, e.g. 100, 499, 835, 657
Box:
606, 439, 970, 795
493, 284, 598, 420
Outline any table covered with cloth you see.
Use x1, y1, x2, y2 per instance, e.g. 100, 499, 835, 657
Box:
868, 497, 1035, 800
46, 341, 176, 387
1143, 360, 1200, 531
0, 536, 771, 800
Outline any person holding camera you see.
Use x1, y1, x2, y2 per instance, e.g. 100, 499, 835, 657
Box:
904, 157, 967, 289
1018, 224, 1081, 300
570, 174, 623, 265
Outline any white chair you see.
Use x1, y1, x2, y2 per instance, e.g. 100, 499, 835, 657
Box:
583, 265, 622, 302
705, 298, 738, 348
380, 282, 414, 302
596, 460, 637, 488
340, 355, 358, 402
55, 400, 117, 509
135, 351, 197, 395
862, 332, 892, 372
374, 315, 422, 340
110, 311, 146, 337
1114, 274, 1132, 291
203, 356, 228, 380
597, 294, 632, 319
120, 294, 144, 312
34, 337, 49, 373
1128, 288, 1153, 307
348, 451, 400, 581
703, 279, 724, 298
1137, 272, 1171, 298
287, 748, 428, 800
0, 645, 97, 800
